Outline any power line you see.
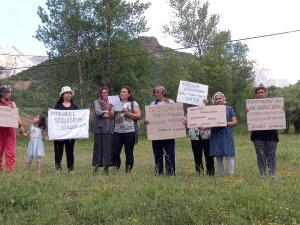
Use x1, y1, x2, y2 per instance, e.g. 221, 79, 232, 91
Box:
1, 29, 300, 71
0, 53, 47, 57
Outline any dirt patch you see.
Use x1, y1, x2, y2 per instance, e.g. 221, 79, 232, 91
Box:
14, 80, 32, 90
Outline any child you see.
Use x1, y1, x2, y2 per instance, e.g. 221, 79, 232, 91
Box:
22, 114, 48, 174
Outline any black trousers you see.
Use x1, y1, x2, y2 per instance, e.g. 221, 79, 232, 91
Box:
112, 132, 135, 172
54, 139, 75, 171
152, 139, 176, 176
191, 139, 215, 175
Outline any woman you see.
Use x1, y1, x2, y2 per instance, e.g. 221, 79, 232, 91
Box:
54, 86, 79, 173
92, 87, 114, 174
110, 86, 141, 173
250, 86, 279, 179
144, 85, 176, 176
210, 92, 237, 177
0, 85, 24, 172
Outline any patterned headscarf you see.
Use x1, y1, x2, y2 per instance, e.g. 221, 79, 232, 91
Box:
98, 87, 109, 107
0, 85, 12, 97
212, 92, 226, 104
153, 85, 167, 97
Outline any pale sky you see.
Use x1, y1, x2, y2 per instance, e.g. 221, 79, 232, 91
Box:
1, 0, 299, 84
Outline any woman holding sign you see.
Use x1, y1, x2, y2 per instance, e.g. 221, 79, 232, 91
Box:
110, 86, 141, 174
0, 85, 24, 172
92, 87, 114, 174
210, 92, 237, 177
53, 86, 79, 173
144, 85, 176, 176
250, 86, 279, 179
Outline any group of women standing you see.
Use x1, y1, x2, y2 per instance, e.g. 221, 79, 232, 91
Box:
92, 86, 141, 174
50, 84, 280, 179
0, 83, 278, 179
57, 85, 238, 177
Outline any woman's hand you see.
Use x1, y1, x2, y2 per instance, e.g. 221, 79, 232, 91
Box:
107, 104, 113, 110
19, 126, 24, 134
182, 117, 187, 125
144, 119, 150, 125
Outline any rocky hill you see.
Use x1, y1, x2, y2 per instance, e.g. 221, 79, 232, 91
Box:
0, 44, 47, 78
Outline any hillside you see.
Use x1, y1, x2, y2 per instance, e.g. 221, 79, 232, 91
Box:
0, 37, 194, 126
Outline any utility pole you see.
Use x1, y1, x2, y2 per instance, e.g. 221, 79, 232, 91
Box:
47, 52, 53, 108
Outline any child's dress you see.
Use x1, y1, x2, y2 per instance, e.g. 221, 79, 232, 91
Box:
26, 125, 45, 160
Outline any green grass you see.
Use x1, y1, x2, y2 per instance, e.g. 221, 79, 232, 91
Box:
0, 133, 299, 225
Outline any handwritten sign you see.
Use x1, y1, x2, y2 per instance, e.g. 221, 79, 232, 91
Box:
0, 106, 18, 128
145, 102, 186, 140
176, 80, 208, 106
187, 105, 227, 128
48, 109, 90, 140
246, 97, 286, 131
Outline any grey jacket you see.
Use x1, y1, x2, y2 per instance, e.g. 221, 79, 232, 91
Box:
93, 99, 114, 134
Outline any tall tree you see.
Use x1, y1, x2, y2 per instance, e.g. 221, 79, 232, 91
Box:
164, 0, 219, 57
85, 0, 150, 91
36, 0, 93, 107
35, 0, 150, 107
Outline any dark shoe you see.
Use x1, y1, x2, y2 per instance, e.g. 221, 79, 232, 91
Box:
55, 165, 62, 173
93, 166, 99, 174
104, 167, 109, 175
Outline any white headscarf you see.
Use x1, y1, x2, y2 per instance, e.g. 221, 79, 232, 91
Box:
211, 92, 227, 104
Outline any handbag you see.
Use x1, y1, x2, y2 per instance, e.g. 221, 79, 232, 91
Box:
131, 101, 139, 145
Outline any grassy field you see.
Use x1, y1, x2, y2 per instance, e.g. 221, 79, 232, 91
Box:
0, 131, 299, 225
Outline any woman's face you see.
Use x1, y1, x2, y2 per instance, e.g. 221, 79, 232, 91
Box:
120, 88, 130, 101
153, 88, 164, 100
2, 91, 12, 101
256, 89, 267, 99
63, 91, 73, 101
214, 95, 224, 105
100, 89, 109, 100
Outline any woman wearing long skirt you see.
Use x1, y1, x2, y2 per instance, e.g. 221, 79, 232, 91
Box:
92, 87, 114, 174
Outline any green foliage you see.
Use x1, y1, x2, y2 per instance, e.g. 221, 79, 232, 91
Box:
35, 0, 151, 107
275, 82, 300, 133
163, 1, 255, 121
0, 134, 299, 224
155, 52, 190, 99
164, 0, 219, 57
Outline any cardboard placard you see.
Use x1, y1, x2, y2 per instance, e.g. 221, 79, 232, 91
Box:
187, 105, 227, 128
145, 102, 186, 140
246, 97, 286, 131
0, 106, 18, 128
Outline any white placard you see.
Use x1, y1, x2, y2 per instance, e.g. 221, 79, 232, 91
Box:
0, 106, 18, 128
145, 102, 186, 140
187, 105, 227, 128
108, 95, 122, 111
176, 80, 208, 106
246, 97, 286, 131
48, 109, 90, 140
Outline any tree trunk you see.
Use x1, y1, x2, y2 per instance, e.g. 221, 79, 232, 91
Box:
294, 119, 300, 133
77, 53, 84, 108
